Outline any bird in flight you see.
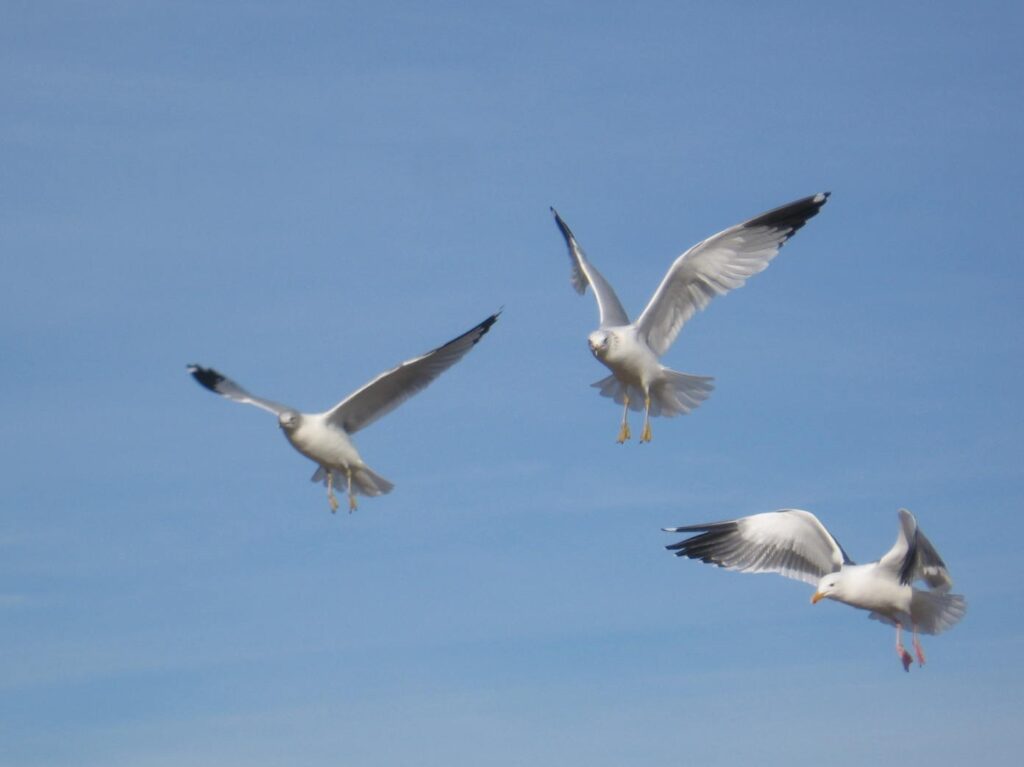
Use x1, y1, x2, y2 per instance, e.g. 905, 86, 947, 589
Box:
188, 312, 499, 513
551, 193, 829, 443
664, 508, 966, 671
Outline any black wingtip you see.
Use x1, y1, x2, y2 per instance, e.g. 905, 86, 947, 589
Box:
481, 310, 500, 331
468, 311, 500, 345
550, 207, 573, 238
661, 521, 740, 563
743, 191, 831, 244
187, 364, 225, 393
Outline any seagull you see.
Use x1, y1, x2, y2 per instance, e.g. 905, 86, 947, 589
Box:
664, 508, 966, 671
188, 312, 499, 513
551, 193, 829, 443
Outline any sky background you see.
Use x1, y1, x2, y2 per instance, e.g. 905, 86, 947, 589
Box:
2, 1, 1023, 765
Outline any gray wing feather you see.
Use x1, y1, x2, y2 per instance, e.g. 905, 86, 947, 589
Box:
551, 208, 631, 328
324, 313, 499, 434
664, 509, 850, 586
881, 509, 954, 592
187, 365, 292, 416
636, 193, 829, 357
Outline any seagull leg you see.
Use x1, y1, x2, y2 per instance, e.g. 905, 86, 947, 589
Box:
346, 467, 358, 513
326, 471, 340, 514
640, 393, 652, 443
895, 622, 913, 672
617, 394, 631, 443
912, 624, 926, 666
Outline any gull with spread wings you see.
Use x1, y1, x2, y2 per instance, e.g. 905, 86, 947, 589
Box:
664, 508, 966, 671
188, 313, 498, 512
552, 193, 829, 442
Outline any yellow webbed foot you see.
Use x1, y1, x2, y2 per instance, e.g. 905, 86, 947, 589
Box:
640, 395, 652, 443
616, 421, 631, 443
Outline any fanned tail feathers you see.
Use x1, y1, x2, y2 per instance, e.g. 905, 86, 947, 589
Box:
910, 590, 967, 635
310, 466, 395, 497
869, 590, 967, 636
591, 371, 714, 417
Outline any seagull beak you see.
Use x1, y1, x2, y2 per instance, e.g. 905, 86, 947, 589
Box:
811, 592, 825, 604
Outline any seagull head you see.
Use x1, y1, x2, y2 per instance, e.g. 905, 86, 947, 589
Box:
588, 330, 612, 358
811, 572, 843, 604
278, 410, 301, 432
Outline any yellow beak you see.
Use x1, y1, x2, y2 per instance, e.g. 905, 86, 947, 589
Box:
811, 592, 826, 604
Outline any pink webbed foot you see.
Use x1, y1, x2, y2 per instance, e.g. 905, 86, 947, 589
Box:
895, 623, 913, 672
897, 645, 913, 672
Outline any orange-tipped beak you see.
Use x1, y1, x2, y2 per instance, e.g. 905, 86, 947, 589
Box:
811, 592, 825, 604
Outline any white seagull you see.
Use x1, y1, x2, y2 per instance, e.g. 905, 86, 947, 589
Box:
188, 312, 499, 513
552, 193, 829, 443
664, 508, 966, 671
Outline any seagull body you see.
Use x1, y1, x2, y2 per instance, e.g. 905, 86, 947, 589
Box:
552, 193, 829, 442
189, 312, 499, 512
664, 509, 966, 671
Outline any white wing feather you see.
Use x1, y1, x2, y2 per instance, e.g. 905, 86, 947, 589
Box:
637, 193, 829, 357
551, 208, 630, 328
187, 365, 293, 416
324, 313, 499, 434
664, 508, 850, 586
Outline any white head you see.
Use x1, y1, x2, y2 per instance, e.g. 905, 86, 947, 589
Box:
587, 330, 612, 359
278, 410, 301, 431
811, 572, 843, 604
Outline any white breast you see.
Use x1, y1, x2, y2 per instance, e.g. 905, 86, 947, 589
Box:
285, 414, 363, 469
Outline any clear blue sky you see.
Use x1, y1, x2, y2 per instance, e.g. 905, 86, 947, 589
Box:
3, 2, 1023, 765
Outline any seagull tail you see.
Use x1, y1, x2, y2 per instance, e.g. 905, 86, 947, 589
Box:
590, 376, 644, 412
909, 589, 968, 636
590, 372, 714, 417
650, 369, 715, 417
352, 466, 394, 497
311, 466, 395, 497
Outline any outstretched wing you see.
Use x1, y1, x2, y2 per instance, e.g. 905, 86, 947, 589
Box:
187, 365, 293, 416
636, 193, 830, 356
324, 312, 499, 434
878, 509, 954, 592
551, 208, 630, 328
664, 508, 851, 587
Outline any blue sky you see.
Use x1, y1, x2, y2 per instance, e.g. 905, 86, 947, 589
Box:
2, 1, 1023, 764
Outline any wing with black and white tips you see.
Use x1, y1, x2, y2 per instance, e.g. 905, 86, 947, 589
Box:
324, 312, 499, 434
879, 509, 955, 592
551, 208, 630, 328
188, 364, 292, 416
637, 193, 830, 357
664, 508, 851, 586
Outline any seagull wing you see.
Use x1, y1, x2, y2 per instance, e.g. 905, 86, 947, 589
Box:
878, 509, 955, 592
187, 365, 293, 416
551, 208, 630, 328
664, 508, 851, 586
636, 193, 830, 357
324, 312, 499, 434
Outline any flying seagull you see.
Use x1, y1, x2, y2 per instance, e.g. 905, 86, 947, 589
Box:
188, 312, 499, 512
551, 193, 829, 443
664, 508, 966, 671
